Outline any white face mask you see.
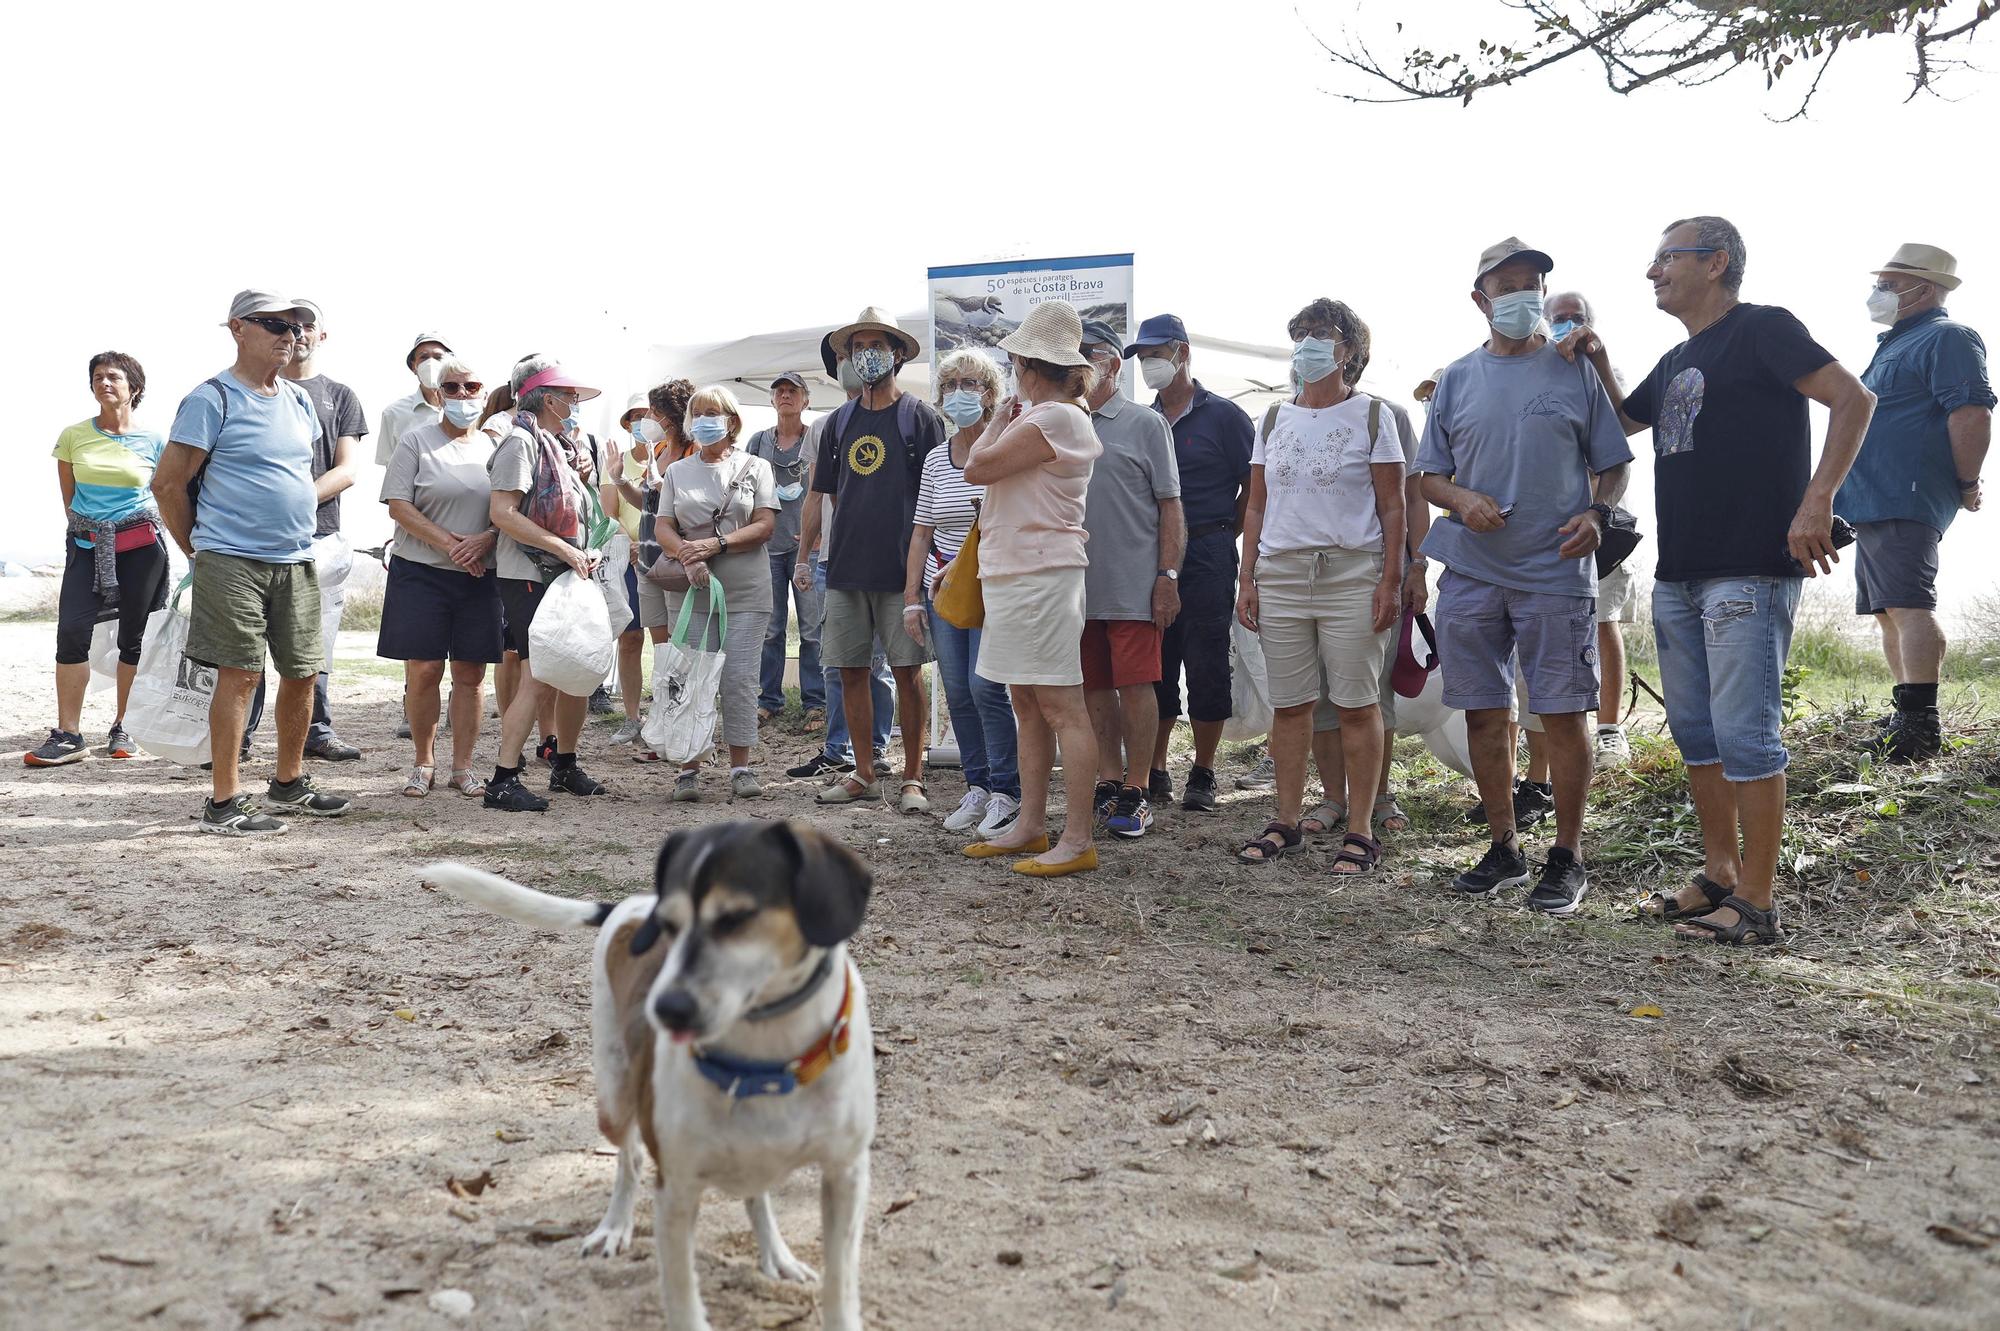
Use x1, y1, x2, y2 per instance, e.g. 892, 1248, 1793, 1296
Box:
633, 417, 665, 444
1140, 355, 1177, 392
415, 358, 444, 390
1867, 284, 1918, 326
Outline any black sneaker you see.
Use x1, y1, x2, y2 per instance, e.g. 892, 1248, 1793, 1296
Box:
201, 793, 286, 836
787, 752, 854, 779
588, 685, 613, 715
1148, 768, 1174, 803
1181, 765, 1219, 812
550, 763, 607, 796
1452, 840, 1530, 898
1106, 786, 1153, 839
484, 774, 550, 812
266, 775, 351, 817
536, 735, 558, 766
23, 729, 86, 767
1513, 780, 1553, 830
304, 735, 362, 761
1874, 710, 1943, 763
1525, 847, 1590, 917
1092, 779, 1121, 825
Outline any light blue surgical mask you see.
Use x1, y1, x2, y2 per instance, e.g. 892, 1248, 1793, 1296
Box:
1486, 290, 1545, 340
1291, 335, 1341, 385
1548, 318, 1577, 342
775, 482, 805, 502
942, 389, 985, 426
442, 397, 483, 427
689, 416, 729, 446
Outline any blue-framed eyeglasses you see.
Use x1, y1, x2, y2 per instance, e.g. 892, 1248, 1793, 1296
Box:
1652, 247, 1719, 267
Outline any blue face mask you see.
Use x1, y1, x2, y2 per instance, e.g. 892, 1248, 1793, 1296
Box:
1291, 335, 1341, 385
1548, 319, 1577, 342
689, 416, 729, 446
942, 389, 985, 426
775, 482, 805, 502
442, 397, 483, 427
1486, 290, 1545, 340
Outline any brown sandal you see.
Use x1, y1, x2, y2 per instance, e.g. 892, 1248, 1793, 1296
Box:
1236, 820, 1303, 865
1330, 832, 1381, 875
1638, 873, 1731, 922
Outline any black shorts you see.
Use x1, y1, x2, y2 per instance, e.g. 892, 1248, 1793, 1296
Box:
375, 556, 505, 663
55, 532, 170, 666
1853, 519, 1940, 614
497, 576, 552, 658
1155, 558, 1237, 725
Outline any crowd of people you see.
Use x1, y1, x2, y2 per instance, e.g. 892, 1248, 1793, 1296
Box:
28, 222, 1993, 944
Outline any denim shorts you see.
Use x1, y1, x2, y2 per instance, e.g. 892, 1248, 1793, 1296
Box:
1434, 568, 1598, 717
1652, 576, 1801, 782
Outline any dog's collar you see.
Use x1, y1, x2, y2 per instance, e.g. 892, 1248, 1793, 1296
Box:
741, 950, 836, 1022
690, 963, 855, 1100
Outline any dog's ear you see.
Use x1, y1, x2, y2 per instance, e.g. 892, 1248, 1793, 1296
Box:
772, 820, 872, 947
629, 831, 686, 956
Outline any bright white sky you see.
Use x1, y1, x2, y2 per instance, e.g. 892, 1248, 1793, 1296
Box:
8, 1, 1995, 617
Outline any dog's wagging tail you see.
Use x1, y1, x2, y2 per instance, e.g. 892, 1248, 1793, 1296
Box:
420, 862, 621, 933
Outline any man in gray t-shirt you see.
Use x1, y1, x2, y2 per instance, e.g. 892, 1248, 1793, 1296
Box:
1415, 237, 1633, 915
1079, 322, 1185, 834
747, 371, 824, 718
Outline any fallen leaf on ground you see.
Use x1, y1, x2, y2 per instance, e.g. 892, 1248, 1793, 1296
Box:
1216, 1256, 1261, 1281
495, 1129, 530, 1143
95, 1253, 158, 1268
1927, 1224, 1993, 1250
1629, 1004, 1665, 1019
884, 1192, 918, 1215
1554, 1090, 1578, 1109
391, 1008, 415, 1022
445, 1169, 495, 1200
996, 1250, 1023, 1267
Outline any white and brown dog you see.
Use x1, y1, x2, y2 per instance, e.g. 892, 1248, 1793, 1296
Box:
422, 818, 875, 1331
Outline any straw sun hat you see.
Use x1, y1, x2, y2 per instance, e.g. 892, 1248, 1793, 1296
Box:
998, 300, 1088, 367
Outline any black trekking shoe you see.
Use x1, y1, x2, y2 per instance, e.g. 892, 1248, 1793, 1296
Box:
588, 685, 613, 715
1513, 780, 1553, 830
787, 752, 854, 779
266, 775, 351, 817
200, 793, 286, 836
536, 735, 558, 766
550, 762, 607, 796
23, 729, 86, 767
1525, 847, 1590, 917
484, 774, 550, 812
1148, 768, 1174, 803
1452, 840, 1530, 898
1092, 779, 1121, 826
1873, 710, 1943, 763
1181, 765, 1219, 812
304, 734, 362, 761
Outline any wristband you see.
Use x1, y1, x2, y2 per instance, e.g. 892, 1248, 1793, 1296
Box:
1960, 476, 1982, 490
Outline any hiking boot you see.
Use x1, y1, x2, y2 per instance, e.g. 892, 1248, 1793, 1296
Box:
1874, 709, 1944, 763
1181, 765, 1219, 812
483, 773, 549, 812
24, 729, 86, 767
787, 752, 853, 779
1594, 725, 1631, 765
266, 775, 351, 817
106, 725, 137, 759
304, 735, 362, 761
1092, 779, 1122, 826
943, 787, 991, 833
1514, 780, 1553, 830
1106, 786, 1153, 839
1236, 753, 1276, 790
588, 685, 613, 715
200, 793, 286, 836
1525, 847, 1590, 917
550, 762, 607, 796
1452, 840, 1531, 898
1148, 768, 1174, 804
536, 735, 559, 766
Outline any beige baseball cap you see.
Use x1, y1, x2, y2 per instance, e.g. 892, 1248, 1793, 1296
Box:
1473, 237, 1554, 288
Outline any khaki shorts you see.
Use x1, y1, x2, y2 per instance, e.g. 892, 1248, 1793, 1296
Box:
822, 587, 931, 669
186, 550, 322, 678
1254, 547, 1390, 710
1596, 564, 1639, 624
636, 573, 672, 631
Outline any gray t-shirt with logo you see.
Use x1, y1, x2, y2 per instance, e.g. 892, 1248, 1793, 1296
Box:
1084, 392, 1182, 619
1414, 342, 1632, 597
746, 426, 812, 555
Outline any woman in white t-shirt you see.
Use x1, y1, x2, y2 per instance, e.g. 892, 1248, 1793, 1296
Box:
953, 300, 1103, 878
904, 350, 1021, 839
1234, 299, 1406, 874
650, 385, 778, 800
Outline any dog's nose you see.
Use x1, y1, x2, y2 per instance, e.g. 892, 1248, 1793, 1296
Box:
652, 990, 700, 1031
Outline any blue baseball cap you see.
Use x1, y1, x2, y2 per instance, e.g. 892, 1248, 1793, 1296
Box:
1122, 313, 1188, 357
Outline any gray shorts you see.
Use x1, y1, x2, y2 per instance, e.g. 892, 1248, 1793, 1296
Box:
1435, 568, 1599, 717
1595, 563, 1639, 624
1854, 519, 1939, 614
821, 587, 931, 669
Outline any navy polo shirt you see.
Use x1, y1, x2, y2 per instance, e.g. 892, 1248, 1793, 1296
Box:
1838, 307, 1995, 533
1150, 380, 1252, 575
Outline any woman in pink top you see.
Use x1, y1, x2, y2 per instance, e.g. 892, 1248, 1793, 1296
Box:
949, 300, 1103, 878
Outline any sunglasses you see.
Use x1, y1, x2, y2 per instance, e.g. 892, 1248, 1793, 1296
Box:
242, 314, 303, 338
441, 380, 484, 396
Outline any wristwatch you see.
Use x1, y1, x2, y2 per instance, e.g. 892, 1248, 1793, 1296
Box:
1158, 568, 1179, 581
1587, 502, 1614, 527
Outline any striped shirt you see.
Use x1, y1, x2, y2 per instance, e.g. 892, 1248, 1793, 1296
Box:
913, 440, 983, 595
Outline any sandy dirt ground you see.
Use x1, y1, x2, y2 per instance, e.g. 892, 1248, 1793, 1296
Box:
2, 621, 1997, 1330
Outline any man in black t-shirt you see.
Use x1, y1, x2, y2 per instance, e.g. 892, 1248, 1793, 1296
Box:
794, 307, 945, 807
1606, 216, 1875, 947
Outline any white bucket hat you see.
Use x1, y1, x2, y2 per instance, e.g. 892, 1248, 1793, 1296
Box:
1873, 243, 1961, 291
998, 300, 1088, 367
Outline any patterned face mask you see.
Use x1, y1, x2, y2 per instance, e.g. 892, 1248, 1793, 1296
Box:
853, 347, 895, 385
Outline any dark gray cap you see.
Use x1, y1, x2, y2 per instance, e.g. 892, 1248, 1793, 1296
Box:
771, 371, 809, 392
1078, 319, 1123, 353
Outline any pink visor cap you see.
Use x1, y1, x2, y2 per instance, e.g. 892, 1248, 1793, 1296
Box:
1391, 610, 1440, 700
516, 366, 601, 402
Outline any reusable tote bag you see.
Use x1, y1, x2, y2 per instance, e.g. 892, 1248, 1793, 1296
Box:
529, 570, 619, 696
1221, 618, 1275, 741
124, 573, 215, 765
641, 586, 727, 766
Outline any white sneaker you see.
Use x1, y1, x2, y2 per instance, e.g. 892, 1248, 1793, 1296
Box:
610, 718, 642, 745
1236, 753, 1276, 790
943, 786, 991, 833
976, 792, 1021, 839
1595, 724, 1631, 765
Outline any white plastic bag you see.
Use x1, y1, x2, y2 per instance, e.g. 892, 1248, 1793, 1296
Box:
641, 589, 726, 765
1222, 619, 1274, 741
594, 532, 632, 635
312, 531, 354, 673
528, 569, 618, 696
86, 619, 120, 694
124, 576, 213, 765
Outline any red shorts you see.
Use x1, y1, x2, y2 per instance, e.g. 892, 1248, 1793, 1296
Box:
1079, 619, 1163, 691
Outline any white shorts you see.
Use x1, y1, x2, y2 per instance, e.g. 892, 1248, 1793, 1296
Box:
977, 566, 1086, 686
1254, 547, 1390, 710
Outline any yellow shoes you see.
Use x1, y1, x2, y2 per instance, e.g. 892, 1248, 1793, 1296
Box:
1012, 847, 1098, 878
964, 836, 1048, 858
